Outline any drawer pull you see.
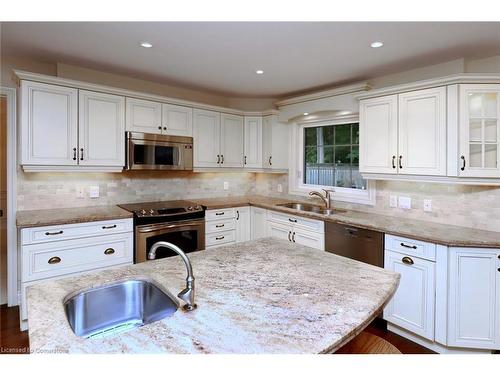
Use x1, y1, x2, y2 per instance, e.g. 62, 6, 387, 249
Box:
215, 224, 225, 228
215, 212, 225, 216
402, 256, 414, 265
45, 230, 63, 236
102, 224, 117, 229
288, 218, 297, 223
48, 256, 61, 265
292, 232, 296, 243
400, 242, 417, 249
104, 248, 115, 255
215, 236, 225, 240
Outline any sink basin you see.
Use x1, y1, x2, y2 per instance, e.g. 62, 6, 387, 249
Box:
63, 279, 178, 338
277, 202, 346, 215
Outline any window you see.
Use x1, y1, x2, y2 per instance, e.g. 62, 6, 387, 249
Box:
303, 123, 366, 190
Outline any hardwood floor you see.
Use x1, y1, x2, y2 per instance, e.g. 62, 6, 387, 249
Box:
0, 304, 30, 354
0, 305, 432, 354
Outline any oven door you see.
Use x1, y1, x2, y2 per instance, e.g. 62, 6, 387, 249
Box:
127, 138, 191, 170
135, 219, 205, 263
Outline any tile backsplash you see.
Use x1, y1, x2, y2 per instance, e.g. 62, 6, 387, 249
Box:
18, 170, 500, 232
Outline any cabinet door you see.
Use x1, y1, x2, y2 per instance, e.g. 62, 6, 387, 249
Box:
20, 81, 78, 166
162, 103, 193, 136
193, 109, 221, 167
78, 90, 125, 167
235, 206, 251, 243
244, 116, 263, 168
271, 119, 289, 169
448, 247, 499, 349
250, 207, 268, 240
359, 95, 398, 174
268, 221, 293, 242
384, 250, 435, 341
292, 228, 324, 250
125, 97, 162, 134
459, 85, 500, 177
398, 87, 447, 176
262, 115, 273, 168
220, 114, 244, 168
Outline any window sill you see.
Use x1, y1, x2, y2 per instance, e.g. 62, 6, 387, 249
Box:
289, 182, 376, 206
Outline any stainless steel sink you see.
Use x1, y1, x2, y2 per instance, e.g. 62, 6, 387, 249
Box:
63, 279, 178, 338
277, 202, 346, 215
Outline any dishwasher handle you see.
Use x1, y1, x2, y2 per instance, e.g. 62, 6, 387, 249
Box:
344, 227, 359, 237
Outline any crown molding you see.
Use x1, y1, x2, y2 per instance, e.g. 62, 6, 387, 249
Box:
275, 82, 371, 107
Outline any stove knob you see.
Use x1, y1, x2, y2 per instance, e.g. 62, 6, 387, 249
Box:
187, 206, 194, 211
149, 209, 155, 215
194, 205, 202, 210
141, 210, 147, 215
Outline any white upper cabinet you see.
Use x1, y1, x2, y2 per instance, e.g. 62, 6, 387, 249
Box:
398, 87, 447, 176
262, 115, 289, 170
21, 81, 78, 166
459, 84, 500, 178
359, 95, 398, 174
447, 247, 500, 350
220, 114, 244, 168
193, 109, 221, 167
244, 116, 263, 168
78, 90, 125, 167
161, 103, 193, 136
125, 97, 162, 134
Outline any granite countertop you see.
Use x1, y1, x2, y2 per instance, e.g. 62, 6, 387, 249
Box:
16, 205, 133, 228
196, 195, 500, 248
26, 238, 399, 354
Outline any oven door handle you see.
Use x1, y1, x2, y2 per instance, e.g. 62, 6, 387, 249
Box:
136, 222, 203, 233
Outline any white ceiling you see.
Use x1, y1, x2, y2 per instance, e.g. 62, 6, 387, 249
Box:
2, 22, 500, 97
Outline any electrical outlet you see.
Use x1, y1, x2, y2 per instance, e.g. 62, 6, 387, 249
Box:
223, 181, 229, 190
277, 184, 283, 193
389, 195, 398, 208
89, 185, 100, 198
398, 196, 412, 210
423, 199, 432, 212
77, 187, 85, 199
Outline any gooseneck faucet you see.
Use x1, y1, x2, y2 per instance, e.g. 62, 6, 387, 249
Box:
309, 189, 334, 209
148, 241, 197, 311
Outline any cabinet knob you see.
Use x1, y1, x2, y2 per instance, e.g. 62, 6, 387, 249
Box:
158, 126, 162, 130
104, 248, 115, 255
402, 256, 414, 265
163, 127, 167, 131
48, 256, 61, 265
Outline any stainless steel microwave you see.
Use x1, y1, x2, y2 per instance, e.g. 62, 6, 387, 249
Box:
126, 132, 193, 171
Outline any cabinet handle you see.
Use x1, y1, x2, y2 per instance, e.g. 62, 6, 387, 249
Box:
392, 155, 396, 169
398, 155, 403, 169
102, 225, 117, 229
402, 256, 414, 265
45, 230, 63, 236
498, 254, 500, 260
215, 236, 225, 240
80, 148, 84, 161
217, 154, 220, 164
215, 212, 224, 216
288, 231, 291, 241
244, 156, 247, 165
48, 256, 61, 265
104, 248, 115, 255
221, 155, 224, 164
236, 210, 240, 220
400, 242, 417, 249
215, 224, 225, 228
292, 232, 296, 242
73, 148, 77, 161
460, 155, 466, 171
269, 156, 272, 166
288, 218, 297, 223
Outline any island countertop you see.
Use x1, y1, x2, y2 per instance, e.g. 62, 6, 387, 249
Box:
27, 238, 399, 354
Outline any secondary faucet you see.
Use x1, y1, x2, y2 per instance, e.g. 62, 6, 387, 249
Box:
309, 189, 334, 209
148, 241, 197, 311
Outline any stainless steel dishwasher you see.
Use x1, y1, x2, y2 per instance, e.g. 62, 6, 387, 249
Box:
325, 222, 384, 267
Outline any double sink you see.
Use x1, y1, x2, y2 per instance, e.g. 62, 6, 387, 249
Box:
276, 202, 346, 216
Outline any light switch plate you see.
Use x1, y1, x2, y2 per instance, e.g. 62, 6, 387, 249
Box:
389, 195, 398, 208
89, 185, 100, 199
398, 196, 412, 210
223, 181, 229, 190
277, 184, 283, 193
77, 187, 85, 199
423, 199, 432, 212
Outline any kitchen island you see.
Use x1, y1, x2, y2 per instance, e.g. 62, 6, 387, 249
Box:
26, 238, 399, 354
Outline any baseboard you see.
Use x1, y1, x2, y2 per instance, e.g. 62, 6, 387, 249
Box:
387, 323, 493, 354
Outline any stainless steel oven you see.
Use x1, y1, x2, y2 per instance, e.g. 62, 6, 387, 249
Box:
126, 131, 193, 171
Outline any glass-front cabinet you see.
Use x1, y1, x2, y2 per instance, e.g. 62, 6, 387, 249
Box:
459, 84, 500, 177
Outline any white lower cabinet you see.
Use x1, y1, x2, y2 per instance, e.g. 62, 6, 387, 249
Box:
267, 210, 324, 250
235, 206, 251, 243
384, 249, 435, 341
447, 247, 500, 350
250, 207, 268, 240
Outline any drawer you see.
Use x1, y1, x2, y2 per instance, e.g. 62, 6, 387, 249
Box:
20, 218, 133, 245
205, 218, 236, 233
205, 229, 235, 247
268, 210, 324, 233
385, 234, 436, 261
21, 232, 133, 282
205, 208, 236, 221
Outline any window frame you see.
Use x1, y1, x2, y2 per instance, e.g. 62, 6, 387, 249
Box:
289, 116, 376, 206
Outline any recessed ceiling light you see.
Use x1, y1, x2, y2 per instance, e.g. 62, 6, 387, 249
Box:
370, 41, 384, 48
255, 70, 264, 75
303, 112, 309, 116
140, 42, 153, 48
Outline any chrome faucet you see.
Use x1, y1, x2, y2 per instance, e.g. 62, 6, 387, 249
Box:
309, 189, 334, 209
148, 241, 197, 311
